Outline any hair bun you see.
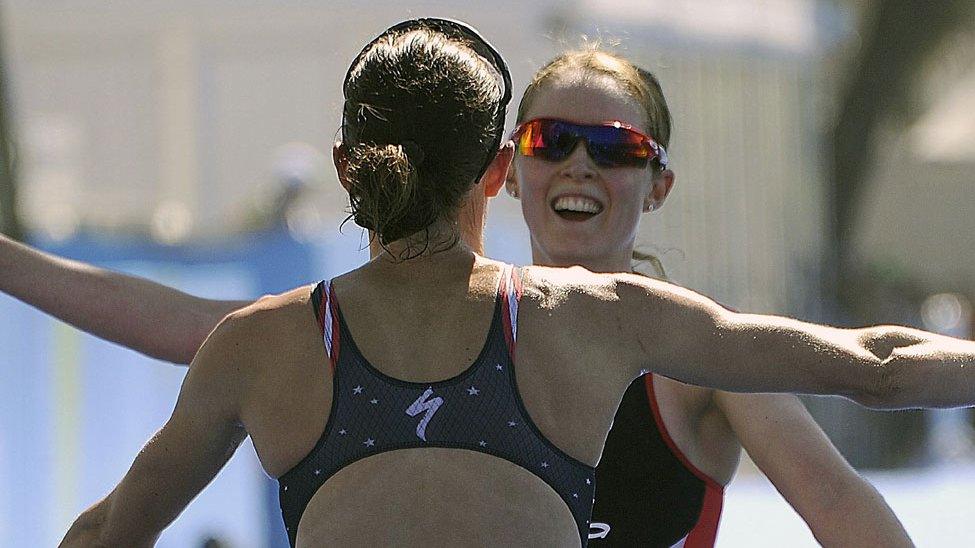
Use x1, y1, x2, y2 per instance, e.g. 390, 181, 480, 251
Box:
401, 140, 425, 166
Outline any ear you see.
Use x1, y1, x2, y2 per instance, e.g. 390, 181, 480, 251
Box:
333, 141, 351, 192
479, 141, 514, 198
643, 168, 676, 212
503, 142, 521, 200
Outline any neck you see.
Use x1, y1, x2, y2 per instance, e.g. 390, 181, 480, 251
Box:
530, 245, 633, 273
369, 193, 488, 259
368, 217, 473, 263
365, 237, 479, 284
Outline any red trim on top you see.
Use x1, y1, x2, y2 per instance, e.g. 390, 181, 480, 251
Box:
684, 483, 723, 548
644, 375, 724, 546
500, 267, 516, 362
510, 266, 523, 300
644, 375, 724, 491
326, 283, 341, 373
316, 282, 327, 335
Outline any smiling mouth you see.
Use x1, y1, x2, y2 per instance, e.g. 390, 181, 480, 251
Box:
551, 196, 604, 221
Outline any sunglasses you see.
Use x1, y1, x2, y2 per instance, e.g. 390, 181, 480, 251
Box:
511, 118, 668, 169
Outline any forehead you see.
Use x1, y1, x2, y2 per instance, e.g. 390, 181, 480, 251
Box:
522, 75, 648, 133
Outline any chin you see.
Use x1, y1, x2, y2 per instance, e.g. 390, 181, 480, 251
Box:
551, 248, 604, 268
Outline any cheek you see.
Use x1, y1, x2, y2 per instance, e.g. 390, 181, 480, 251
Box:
514, 163, 552, 215
608, 178, 652, 224
611, 174, 649, 202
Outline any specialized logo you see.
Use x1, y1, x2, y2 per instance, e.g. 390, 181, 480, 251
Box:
588, 522, 611, 540
405, 387, 444, 441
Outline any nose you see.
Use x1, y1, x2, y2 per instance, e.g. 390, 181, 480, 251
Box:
558, 142, 597, 181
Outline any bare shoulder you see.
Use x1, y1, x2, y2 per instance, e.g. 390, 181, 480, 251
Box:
519, 265, 717, 318
519, 266, 744, 385
196, 284, 318, 372
519, 264, 624, 308
221, 285, 315, 329
231, 284, 315, 318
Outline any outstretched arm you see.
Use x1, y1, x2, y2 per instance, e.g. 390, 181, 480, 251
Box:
59, 314, 248, 546
609, 272, 975, 409
713, 391, 912, 547
0, 233, 250, 363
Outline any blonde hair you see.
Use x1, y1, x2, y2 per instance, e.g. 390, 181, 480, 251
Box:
632, 250, 668, 280
517, 48, 672, 151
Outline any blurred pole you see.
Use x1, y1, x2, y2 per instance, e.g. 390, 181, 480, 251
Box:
828, 0, 971, 310
810, 2, 974, 469
0, 4, 24, 241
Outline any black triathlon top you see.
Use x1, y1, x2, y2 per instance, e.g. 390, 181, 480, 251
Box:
277, 265, 597, 546
589, 374, 725, 547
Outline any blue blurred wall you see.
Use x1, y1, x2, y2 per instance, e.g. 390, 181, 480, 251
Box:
1, 229, 315, 547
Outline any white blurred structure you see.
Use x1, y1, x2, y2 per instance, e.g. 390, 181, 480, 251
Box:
556, 0, 847, 313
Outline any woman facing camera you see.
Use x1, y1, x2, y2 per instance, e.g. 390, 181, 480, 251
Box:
506, 49, 911, 547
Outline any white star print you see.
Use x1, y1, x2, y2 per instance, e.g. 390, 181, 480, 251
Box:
364, 438, 375, 447
467, 386, 480, 396
283, 485, 288, 491
370, 398, 378, 404
586, 478, 591, 485
339, 429, 347, 435
573, 493, 579, 498
496, 364, 503, 371
508, 421, 517, 427
478, 440, 487, 447
541, 461, 549, 468
314, 469, 321, 475
353, 385, 363, 394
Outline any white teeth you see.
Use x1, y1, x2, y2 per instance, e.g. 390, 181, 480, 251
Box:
553, 196, 603, 214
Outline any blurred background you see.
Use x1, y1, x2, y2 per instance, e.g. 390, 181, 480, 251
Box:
1, 0, 973, 545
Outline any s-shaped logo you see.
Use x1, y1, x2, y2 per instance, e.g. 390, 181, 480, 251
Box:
406, 387, 444, 441
588, 523, 611, 540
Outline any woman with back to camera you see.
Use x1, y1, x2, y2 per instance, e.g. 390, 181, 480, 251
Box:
30, 17, 975, 548
506, 48, 911, 547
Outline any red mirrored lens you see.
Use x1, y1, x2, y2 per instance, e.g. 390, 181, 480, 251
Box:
514, 120, 542, 156
511, 119, 661, 167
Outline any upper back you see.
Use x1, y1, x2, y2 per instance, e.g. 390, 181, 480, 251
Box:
330, 259, 643, 463
229, 259, 665, 472
329, 256, 505, 381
